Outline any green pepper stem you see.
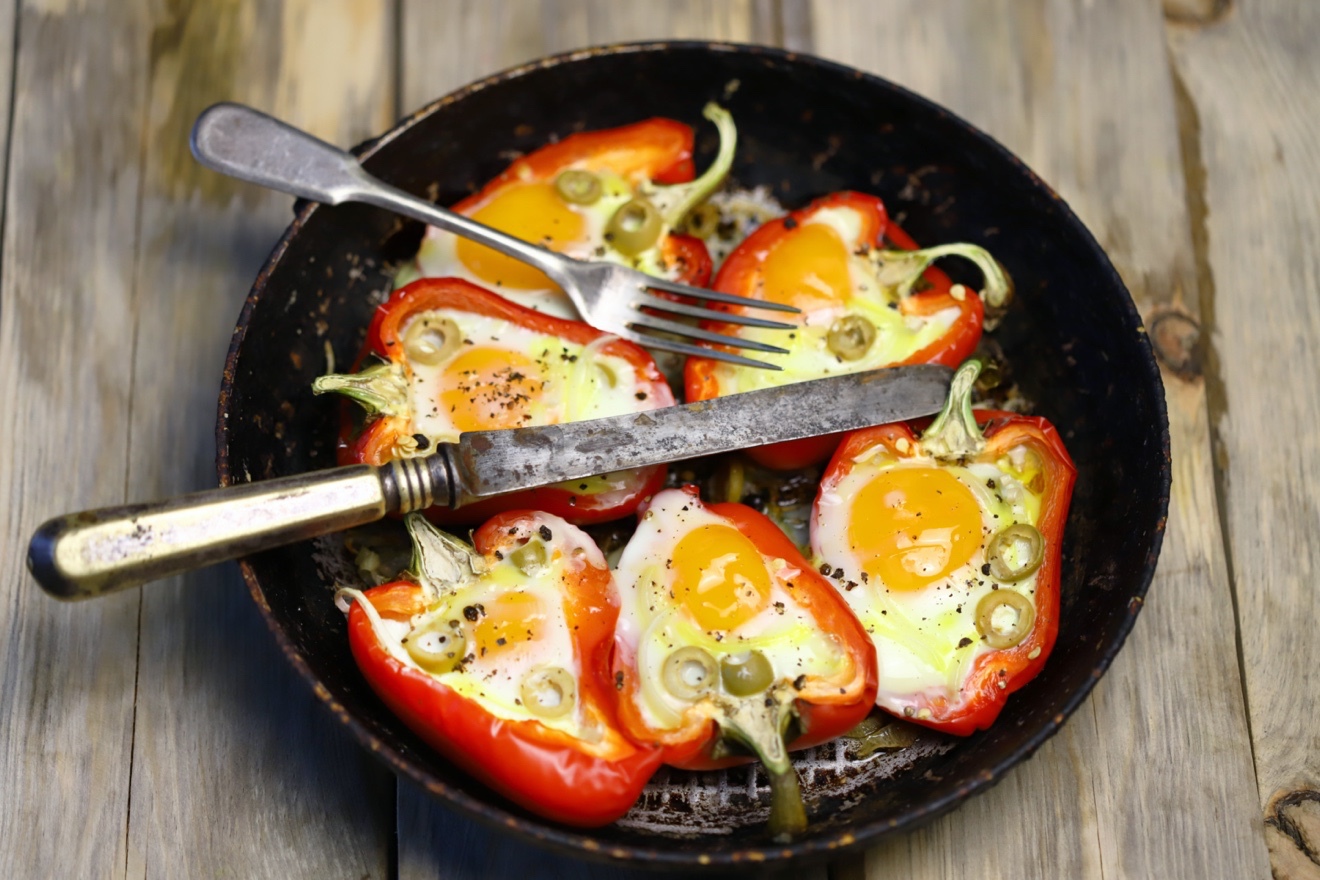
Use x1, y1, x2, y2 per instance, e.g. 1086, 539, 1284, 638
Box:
404, 513, 485, 603
874, 243, 1014, 310
765, 760, 807, 841
921, 360, 987, 461
718, 690, 808, 841
312, 361, 409, 419
646, 102, 737, 227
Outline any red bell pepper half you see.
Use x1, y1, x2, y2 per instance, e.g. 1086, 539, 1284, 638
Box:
810, 361, 1075, 735
313, 277, 674, 525
685, 191, 1013, 471
610, 487, 878, 839
338, 512, 663, 826
398, 104, 740, 316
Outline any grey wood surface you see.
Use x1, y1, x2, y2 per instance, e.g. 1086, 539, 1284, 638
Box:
120, 3, 399, 877
0, 0, 1314, 877
1168, 3, 1320, 875
0, 2, 146, 876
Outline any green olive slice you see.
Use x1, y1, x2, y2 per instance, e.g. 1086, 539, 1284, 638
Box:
684, 202, 721, 239
509, 540, 549, 575
404, 621, 466, 675
826, 314, 877, 361
402, 315, 461, 366
720, 650, 774, 697
605, 198, 663, 256
662, 646, 718, 701
554, 169, 602, 205
986, 523, 1045, 582
520, 666, 576, 719
975, 589, 1035, 650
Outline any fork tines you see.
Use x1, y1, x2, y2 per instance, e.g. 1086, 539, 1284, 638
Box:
643, 277, 800, 313
633, 291, 797, 330
618, 328, 785, 371
627, 277, 801, 370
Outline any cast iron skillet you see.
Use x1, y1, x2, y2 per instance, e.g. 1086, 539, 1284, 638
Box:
217, 42, 1170, 869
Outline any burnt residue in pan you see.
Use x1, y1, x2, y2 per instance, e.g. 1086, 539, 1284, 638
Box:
217, 42, 1169, 869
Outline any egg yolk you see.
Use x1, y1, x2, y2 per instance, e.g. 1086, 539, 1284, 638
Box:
456, 182, 585, 290
848, 467, 982, 591
440, 348, 542, 431
472, 592, 546, 658
760, 222, 854, 310
671, 524, 772, 631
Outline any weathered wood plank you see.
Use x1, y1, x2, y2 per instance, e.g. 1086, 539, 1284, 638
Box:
1163, 0, 1226, 24
119, 2, 398, 878
0, 1, 148, 877
398, 0, 761, 115
1167, 3, 1320, 876
809, 0, 1268, 877
395, 3, 829, 877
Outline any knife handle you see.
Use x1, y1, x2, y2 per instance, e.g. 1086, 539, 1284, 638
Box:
27, 453, 456, 601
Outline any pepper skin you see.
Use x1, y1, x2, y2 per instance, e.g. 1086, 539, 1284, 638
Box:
315, 277, 673, 525
611, 487, 878, 838
397, 107, 741, 318
810, 361, 1075, 735
341, 513, 663, 827
686, 191, 1010, 471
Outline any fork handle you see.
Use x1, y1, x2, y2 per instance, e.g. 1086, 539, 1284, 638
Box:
190, 102, 565, 280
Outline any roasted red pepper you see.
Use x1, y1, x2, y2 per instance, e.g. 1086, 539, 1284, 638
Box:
314, 277, 673, 525
610, 487, 878, 839
810, 361, 1075, 735
397, 104, 739, 317
685, 191, 1012, 470
339, 512, 663, 826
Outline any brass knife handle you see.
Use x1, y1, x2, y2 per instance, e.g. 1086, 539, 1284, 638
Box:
27, 452, 456, 601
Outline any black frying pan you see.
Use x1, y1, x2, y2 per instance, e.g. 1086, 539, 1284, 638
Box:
217, 42, 1169, 870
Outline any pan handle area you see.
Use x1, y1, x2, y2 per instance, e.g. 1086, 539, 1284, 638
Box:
27, 454, 455, 600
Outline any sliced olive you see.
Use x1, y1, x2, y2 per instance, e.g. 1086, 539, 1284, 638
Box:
520, 666, 576, 719
986, 523, 1045, 582
402, 315, 461, 366
684, 202, 721, 239
404, 622, 467, 675
509, 540, 549, 575
826, 315, 877, 361
662, 646, 718, 700
975, 589, 1035, 650
605, 198, 663, 256
720, 650, 774, 697
554, 169, 602, 205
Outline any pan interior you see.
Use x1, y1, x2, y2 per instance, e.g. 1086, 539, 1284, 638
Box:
219, 44, 1168, 862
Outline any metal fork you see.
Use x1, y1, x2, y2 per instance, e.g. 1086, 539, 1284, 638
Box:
190, 103, 798, 370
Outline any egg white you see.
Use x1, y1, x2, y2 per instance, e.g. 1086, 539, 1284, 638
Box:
379, 514, 609, 739
706, 205, 962, 394
395, 169, 689, 320
811, 446, 1045, 714
398, 308, 670, 445
614, 489, 852, 731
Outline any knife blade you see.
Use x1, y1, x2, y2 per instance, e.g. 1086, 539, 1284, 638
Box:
29, 365, 951, 600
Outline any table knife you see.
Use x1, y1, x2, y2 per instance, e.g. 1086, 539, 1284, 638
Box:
29, 364, 952, 600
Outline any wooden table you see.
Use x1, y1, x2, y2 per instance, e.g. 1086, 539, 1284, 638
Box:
2, 1, 1314, 877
